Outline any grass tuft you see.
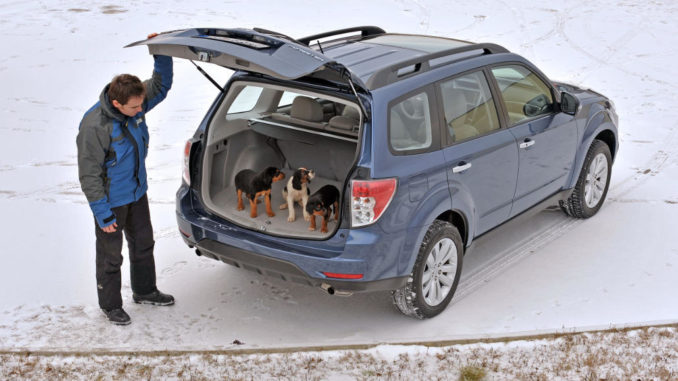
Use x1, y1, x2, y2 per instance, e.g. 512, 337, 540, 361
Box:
458, 364, 487, 381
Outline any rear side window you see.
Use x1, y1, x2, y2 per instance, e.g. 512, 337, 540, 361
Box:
389, 92, 433, 152
491, 65, 554, 125
227, 85, 263, 114
440, 71, 500, 143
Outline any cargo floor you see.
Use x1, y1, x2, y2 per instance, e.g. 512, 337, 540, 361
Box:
209, 169, 343, 239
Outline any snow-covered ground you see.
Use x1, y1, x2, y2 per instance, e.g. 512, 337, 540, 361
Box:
1, 0, 677, 376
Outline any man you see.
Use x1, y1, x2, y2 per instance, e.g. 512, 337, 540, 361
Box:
77, 44, 175, 325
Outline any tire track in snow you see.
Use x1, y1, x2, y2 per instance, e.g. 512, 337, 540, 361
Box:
454, 216, 580, 303
394, 0, 431, 33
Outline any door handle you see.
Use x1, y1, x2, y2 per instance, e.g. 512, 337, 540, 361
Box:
519, 138, 535, 149
452, 162, 472, 173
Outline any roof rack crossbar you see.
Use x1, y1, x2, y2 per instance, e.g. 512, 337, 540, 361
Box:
298, 26, 386, 46
366, 43, 509, 89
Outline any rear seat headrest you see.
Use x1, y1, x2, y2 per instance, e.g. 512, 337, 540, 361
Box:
290, 96, 323, 122
328, 116, 355, 131
342, 106, 360, 120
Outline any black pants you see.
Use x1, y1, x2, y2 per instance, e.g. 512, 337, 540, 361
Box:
95, 194, 157, 310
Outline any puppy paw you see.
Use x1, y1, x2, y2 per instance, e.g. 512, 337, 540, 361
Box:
320, 228, 328, 233
308, 226, 316, 231
287, 216, 295, 222
267, 212, 275, 217
303, 214, 311, 221
279, 204, 288, 210
237, 206, 245, 211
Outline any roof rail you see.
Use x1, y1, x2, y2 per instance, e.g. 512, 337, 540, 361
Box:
298, 26, 386, 46
365, 42, 509, 89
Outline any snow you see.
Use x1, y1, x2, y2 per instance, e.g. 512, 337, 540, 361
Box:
1, 0, 677, 375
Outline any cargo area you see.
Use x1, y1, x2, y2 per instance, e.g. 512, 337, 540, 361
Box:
198, 81, 362, 239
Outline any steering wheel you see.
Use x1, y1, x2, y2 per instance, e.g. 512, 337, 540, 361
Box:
523, 94, 551, 117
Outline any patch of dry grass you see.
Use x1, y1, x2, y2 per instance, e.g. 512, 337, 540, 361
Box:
458, 364, 487, 381
1, 326, 676, 380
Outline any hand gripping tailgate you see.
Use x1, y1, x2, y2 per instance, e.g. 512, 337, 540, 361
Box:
126, 28, 334, 80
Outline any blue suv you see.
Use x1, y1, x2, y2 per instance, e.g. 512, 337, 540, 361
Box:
130, 26, 618, 318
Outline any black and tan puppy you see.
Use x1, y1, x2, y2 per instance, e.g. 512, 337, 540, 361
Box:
306, 185, 340, 233
235, 167, 285, 218
280, 167, 315, 222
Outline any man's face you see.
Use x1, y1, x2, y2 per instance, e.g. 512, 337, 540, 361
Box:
112, 95, 145, 117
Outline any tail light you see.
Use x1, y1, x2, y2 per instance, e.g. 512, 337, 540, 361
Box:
182, 140, 192, 185
351, 178, 397, 227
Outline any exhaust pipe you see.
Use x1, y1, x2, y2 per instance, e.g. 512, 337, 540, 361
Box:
320, 283, 335, 295
320, 283, 353, 297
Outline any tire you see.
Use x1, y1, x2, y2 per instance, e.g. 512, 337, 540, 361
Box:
560, 139, 612, 218
392, 220, 464, 319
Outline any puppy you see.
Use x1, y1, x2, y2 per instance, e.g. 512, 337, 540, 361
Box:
280, 167, 315, 222
306, 185, 340, 233
235, 167, 285, 218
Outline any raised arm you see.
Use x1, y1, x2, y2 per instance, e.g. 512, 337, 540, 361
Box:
143, 55, 173, 112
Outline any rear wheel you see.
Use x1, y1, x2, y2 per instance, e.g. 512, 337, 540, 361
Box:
392, 220, 463, 319
560, 139, 612, 218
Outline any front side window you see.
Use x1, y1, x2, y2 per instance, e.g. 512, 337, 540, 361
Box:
389, 92, 433, 151
491, 65, 554, 125
440, 71, 500, 143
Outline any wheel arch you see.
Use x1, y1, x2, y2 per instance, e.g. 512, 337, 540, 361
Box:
567, 109, 618, 189
436, 210, 469, 249
595, 128, 617, 161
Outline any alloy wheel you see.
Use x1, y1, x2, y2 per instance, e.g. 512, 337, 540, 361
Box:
584, 152, 609, 208
422, 237, 458, 306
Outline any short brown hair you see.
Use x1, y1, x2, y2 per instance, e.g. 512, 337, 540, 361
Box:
108, 74, 145, 105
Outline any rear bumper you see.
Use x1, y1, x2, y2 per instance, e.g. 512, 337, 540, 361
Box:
194, 238, 407, 292
176, 186, 408, 293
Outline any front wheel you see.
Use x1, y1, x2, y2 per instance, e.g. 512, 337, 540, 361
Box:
392, 220, 463, 319
560, 139, 612, 218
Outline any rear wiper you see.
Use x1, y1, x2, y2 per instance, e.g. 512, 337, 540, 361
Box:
189, 60, 224, 93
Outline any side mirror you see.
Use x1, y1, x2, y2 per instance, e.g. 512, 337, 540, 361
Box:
560, 91, 579, 115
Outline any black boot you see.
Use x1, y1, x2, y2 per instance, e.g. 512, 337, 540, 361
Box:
102, 308, 131, 325
133, 290, 175, 306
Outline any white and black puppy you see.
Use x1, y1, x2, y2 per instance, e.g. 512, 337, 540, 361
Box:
279, 167, 315, 222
